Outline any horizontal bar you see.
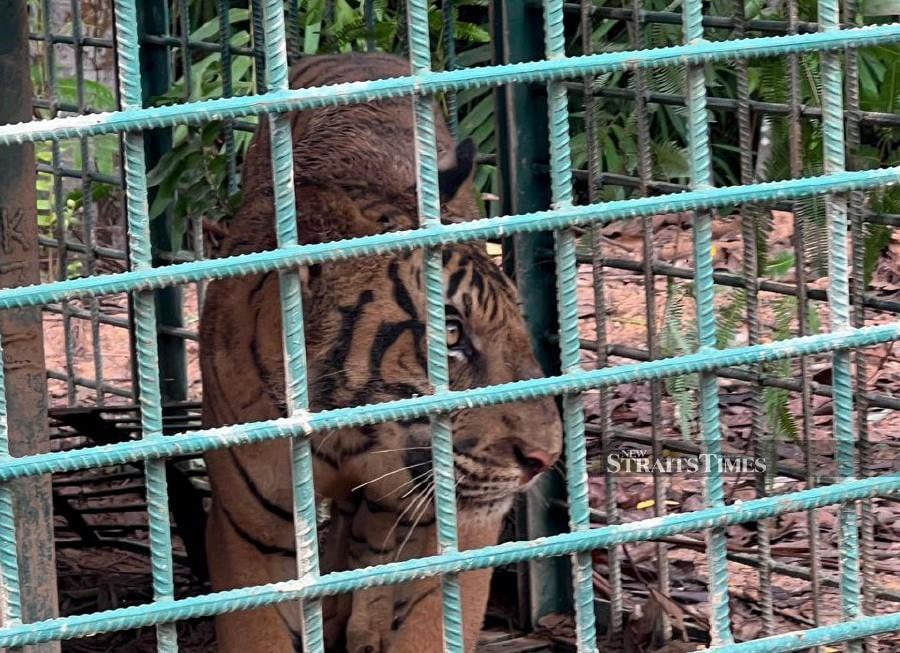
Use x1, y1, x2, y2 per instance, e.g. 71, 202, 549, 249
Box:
596, 342, 900, 412
1, 166, 897, 309
0, 473, 897, 647
27, 32, 114, 48
573, 84, 900, 129
2, 24, 898, 145
3, 322, 899, 482
43, 303, 198, 340
141, 34, 256, 57
708, 612, 900, 652
46, 370, 133, 399
579, 3, 820, 33
35, 162, 122, 187
37, 235, 128, 262
580, 256, 900, 315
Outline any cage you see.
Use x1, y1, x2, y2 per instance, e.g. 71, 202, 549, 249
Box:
0, 0, 898, 651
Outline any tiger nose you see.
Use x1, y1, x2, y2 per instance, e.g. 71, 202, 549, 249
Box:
513, 443, 555, 483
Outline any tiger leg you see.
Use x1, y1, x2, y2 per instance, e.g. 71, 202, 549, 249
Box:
323, 498, 357, 652
387, 513, 505, 653
345, 499, 400, 653
206, 500, 301, 653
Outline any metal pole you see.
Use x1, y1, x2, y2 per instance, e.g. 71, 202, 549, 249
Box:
137, 0, 188, 404
0, 1, 60, 650
491, 0, 573, 630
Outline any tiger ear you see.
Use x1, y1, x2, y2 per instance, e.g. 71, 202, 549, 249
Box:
438, 138, 477, 204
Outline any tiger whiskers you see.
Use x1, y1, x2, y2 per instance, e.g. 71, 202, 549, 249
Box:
380, 476, 434, 552
350, 460, 431, 493
375, 467, 433, 503
394, 480, 437, 561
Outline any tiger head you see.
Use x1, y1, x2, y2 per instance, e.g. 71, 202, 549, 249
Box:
307, 237, 563, 518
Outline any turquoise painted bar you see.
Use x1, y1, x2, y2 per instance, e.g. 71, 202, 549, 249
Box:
0, 1, 896, 651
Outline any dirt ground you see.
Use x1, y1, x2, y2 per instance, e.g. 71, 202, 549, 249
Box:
40, 211, 900, 651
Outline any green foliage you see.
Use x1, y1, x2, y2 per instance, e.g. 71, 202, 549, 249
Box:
660, 280, 699, 440
145, 0, 491, 243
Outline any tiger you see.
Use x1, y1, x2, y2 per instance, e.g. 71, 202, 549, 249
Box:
199, 53, 563, 653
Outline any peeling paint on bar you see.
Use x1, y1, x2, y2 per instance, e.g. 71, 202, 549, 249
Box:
0, 25, 896, 146
0, 475, 897, 648
0, 167, 895, 311
0, 324, 896, 483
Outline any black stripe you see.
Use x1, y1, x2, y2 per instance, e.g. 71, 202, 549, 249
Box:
316, 289, 375, 405
388, 261, 418, 320
349, 532, 395, 557
392, 585, 440, 631
227, 449, 293, 522
446, 267, 467, 300
223, 508, 296, 558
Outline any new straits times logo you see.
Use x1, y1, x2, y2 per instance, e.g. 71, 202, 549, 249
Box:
602, 449, 767, 475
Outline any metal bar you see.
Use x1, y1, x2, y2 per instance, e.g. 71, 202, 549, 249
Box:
406, 2, 464, 650
46, 370, 135, 399
581, 0, 622, 641
683, 0, 733, 640
542, 1, 597, 649
443, 0, 459, 139
3, 475, 900, 648
4, 24, 900, 145
259, 1, 324, 650
732, 0, 774, 634
564, 2, 820, 33
627, 0, 671, 638
139, 0, 188, 407
40, 0, 77, 406
567, 83, 900, 128
844, 2, 878, 649
788, 0, 823, 632
5, 322, 899, 483
70, 0, 107, 407
573, 256, 900, 314
112, 1, 177, 649
584, 341, 900, 413
44, 303, 198, 341
2, 166, 898, 311
819, 0, 863, 648
491, 0, 570, 626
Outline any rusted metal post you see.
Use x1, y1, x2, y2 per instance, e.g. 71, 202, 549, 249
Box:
0, 1, 61, 650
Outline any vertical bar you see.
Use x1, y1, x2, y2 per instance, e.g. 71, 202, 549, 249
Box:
72, 0, 106, 406
218, 0, 238, 196
285, 0, 301, 63
843, 3, 877, 651
787, 0, 823, 643
41, 0, 77, 405
442, 0, 459, 139
112, 1, 177, 650
682, 0, 734, 642
406, 2, 464, 651
580, 0, 623, 640
732, 0, 774, 636
0, 3, 59, 647
818, 0, 862, 649
490, 0, 571, 627
259, 2, 324, 651
543, 1, 597, 651
138, 0, 188, 405
364, 0, 376, 52
252, 0, 267, 93
178, 0, 193, 99
628, 0, 671, 640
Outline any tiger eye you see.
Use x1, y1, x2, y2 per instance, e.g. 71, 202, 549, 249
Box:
446, 321, 461, 348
